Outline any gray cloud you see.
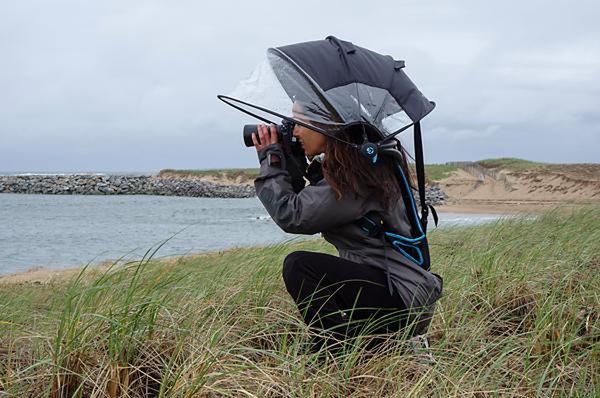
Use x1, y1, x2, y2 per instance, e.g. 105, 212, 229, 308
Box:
1, 0, 598, 172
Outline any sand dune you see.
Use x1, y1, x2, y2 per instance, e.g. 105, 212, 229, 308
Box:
436, 163, 600, 213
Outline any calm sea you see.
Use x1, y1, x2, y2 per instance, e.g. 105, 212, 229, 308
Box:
0, 194, 507, 275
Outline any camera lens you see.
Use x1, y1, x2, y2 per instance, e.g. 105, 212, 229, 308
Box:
242, 122, 300, 151
243, 125, 258, 147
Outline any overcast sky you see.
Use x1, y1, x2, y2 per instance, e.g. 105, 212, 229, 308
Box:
1, 0, 598, 172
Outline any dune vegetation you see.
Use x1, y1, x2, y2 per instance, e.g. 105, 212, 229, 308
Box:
158, 168, 260, 183
156, 158, 555, 185
1, 206, 598, 397
475, 158, 546, 171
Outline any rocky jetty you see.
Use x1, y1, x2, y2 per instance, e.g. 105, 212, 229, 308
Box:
0, 174, 447, 204
417, 185, 447, 206
0, 175, 255, 198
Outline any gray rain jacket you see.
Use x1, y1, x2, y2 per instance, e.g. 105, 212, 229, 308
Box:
255, 143, 443, 312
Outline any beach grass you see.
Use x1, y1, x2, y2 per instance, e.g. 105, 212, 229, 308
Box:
1, 206, 598, 397
159, 165, 458, 183
476, 158, 546, 171
157, 158, 553, 184
423, 164, 459, 182
158, 168, 260, 181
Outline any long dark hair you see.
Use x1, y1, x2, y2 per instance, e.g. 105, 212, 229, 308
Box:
322, 124, 414, 209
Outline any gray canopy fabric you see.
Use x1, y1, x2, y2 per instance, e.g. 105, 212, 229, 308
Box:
269, 36, 435, 139
222, 36, 435, 142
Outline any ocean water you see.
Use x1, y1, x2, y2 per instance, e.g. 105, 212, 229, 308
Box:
0, 194, 509, 275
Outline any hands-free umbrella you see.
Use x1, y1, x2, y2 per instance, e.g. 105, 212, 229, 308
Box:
218, 36, 436, 231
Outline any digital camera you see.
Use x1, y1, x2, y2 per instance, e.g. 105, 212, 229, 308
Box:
242, 119, 301, 155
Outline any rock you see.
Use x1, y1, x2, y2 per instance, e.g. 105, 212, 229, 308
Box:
0, 174, 447, 202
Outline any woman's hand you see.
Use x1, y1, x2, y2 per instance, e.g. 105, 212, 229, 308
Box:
252, 124, 279, 152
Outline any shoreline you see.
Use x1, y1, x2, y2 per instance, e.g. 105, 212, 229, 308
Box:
0, 174, 448, 205
2, 200, 594, 285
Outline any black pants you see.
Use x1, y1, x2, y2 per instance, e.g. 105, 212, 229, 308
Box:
282, 251, 409, 350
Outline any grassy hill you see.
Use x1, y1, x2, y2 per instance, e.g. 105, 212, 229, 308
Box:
159, 168, 260, 181
157, 158, 555, 184
158, 165, 459, 184
476, 157, 546, 171
1, 206, 598, 396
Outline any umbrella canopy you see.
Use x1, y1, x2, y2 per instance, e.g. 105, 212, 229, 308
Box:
220, 36, 435, 141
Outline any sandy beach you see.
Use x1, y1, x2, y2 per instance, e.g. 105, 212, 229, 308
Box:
0, 265, 87, 285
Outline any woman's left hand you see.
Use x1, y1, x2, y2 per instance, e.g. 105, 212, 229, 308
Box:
252, 124, 279, 153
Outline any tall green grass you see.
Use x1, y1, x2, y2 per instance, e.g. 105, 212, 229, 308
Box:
1, 207, 598, 397
476, 158, 546, 171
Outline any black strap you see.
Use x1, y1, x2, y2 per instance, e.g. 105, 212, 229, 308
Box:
429, 204, 439, 227
413, 122, 429, 232
354, 211, 384, 238
305, 158, 324, 185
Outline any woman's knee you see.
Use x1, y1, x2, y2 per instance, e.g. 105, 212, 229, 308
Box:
282, 250, 311, 286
